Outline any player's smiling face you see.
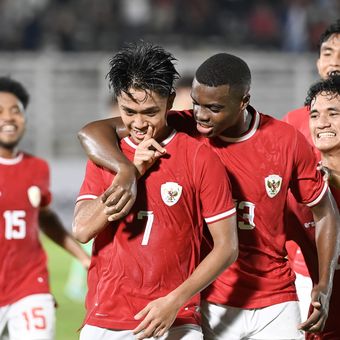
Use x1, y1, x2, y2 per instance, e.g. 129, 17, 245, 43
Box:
118, 88, 173, 144
0, 92, 26, 151
317, 33, 340, 80
310, 92, 340, 153
191, 78, 249, 138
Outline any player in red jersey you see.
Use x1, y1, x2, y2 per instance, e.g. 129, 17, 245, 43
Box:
72, 42, 238, 340
77, 52, 340, 339
0, 77, 90, 340
286, 76, 340, 339
282, 19, 340, 336
283, 20, 340, 150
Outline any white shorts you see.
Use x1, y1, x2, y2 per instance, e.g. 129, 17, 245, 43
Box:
80, 323, 203, 340
295, 272, 312, 321
202, 300, 304, 340
0, 294, 56, 340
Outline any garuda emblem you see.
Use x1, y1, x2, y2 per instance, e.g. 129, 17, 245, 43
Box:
161, 182, 182, 206
265, 175, 282, 198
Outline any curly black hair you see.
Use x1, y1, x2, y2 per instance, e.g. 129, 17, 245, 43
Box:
305, 75, 340, 107
107, 41, 179, 99
0, 77, 29, 109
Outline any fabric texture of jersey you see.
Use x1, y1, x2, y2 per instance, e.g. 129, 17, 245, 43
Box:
77, 130, 236, 330
285, 188, 340, 339
0, 152, 51, 307
168, 107, 327, 309
282, 106, 320, 158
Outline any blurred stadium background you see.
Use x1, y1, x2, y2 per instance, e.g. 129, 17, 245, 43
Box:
1, 0, 338, 339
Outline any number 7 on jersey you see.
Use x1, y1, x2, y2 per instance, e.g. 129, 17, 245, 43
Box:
137, 211, 154, 246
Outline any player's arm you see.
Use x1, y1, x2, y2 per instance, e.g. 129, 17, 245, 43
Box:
133, 216, 238, 339
78, 117, 139, 219
72, 198, 110, 243
299, 189, 340, 333
39, 206, 91, 268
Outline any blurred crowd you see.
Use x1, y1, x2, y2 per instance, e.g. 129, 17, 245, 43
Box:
0, 0, 338, 52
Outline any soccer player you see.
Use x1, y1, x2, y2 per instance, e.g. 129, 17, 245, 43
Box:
77, 52, 340, 339
283, 19, 340, 148
285, 76, 340, 339
0, 77, 90, 340
283, 19, 340, 328
72, 43, 238, 340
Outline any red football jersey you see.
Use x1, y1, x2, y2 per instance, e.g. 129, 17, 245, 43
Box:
282, 106, 320, 158
169, 107, 327, 308
77, 130, 236, 330
0, 152, 51, 306
285, 188, 340, 339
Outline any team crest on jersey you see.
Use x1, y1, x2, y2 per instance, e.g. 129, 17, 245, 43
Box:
161, 182, 182, 206
27, 186, 41, 207
265, 175, 282, 198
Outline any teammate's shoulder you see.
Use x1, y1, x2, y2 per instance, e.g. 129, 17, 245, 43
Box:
22, 152, 49, 168
168, 109, 193, 118
282, 106, 309, 124
260, 111, 301, 134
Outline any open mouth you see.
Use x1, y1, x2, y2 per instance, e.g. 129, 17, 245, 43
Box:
317, 131, 336, 139
328, 70, 340, 77
0, 124, 16, 134
131, 129, 147, 139
196, 122, 214, 135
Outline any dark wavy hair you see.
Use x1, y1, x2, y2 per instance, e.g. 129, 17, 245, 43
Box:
107, 42, 179, 99
0, 76, 29, 109
318, 19, 340, 55
305, 75, 340, 108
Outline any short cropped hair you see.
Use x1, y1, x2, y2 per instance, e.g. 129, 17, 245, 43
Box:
195, 53, 251, 92
318, 19, 340, 54
0, 77, 29, 109
107, 42, 179, 99
305, 75, 340, 108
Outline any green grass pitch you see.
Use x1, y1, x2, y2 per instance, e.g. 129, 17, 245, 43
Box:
43, 236, 86, 340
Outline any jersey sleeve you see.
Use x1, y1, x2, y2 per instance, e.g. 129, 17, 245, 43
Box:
77, 160, 107, 202
289, 130, 328, 207
194, 144, 236, 223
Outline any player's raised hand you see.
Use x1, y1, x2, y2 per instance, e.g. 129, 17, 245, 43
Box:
101, 164, 138, 221
298, 284, 329, 333
133, 295, 180, 339
133, 125, 166, 176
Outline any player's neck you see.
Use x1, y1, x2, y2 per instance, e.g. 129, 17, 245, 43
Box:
242, 109, 252, 133
321, 151, 340, 172
0, 146, 19, 159
155, 125, 174, 143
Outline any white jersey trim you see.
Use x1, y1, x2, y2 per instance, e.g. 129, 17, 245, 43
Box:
123, 129, 177, 149
76, 194, 98, 202
306, 183, 328, 207
0, 152, 23, 165
218, 110, 260, 143
205, 207, 236, 223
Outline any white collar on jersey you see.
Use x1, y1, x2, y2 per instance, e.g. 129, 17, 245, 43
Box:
123, 129, 177, 149
0, 152, 23, 165
218, 109, 260, 143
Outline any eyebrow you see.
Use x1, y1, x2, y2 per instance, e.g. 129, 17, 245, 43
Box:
121, 105, 160, 113
320, 45, 334, 52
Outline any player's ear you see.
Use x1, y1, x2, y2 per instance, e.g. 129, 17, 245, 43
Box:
316, 57, 321, 75
241, 93, 250, 110
167, 92, 176, 111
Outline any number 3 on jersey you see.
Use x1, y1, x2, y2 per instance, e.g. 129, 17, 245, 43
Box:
3, 210, 26, 239
138, 211, 154, 246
